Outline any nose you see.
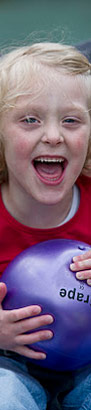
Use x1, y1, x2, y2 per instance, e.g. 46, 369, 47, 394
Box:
41, 123, 64, 146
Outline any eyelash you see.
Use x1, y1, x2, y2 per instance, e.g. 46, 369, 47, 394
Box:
63, 118, 79, 124
22, 117, 40, 124
21, 116, 80, 128
62, 118, 81, 129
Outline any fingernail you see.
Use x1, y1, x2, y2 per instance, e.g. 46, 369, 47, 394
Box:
70, 263, 76, 271
47, 331, 53, 339
33, 306, 41, 314
76, 272, 83, 279
40, 353, 46, 359
73, 256, 78, 262
87, 280, 91, 286
48, 315, 54, 324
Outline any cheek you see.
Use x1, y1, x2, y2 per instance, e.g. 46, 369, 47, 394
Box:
72, 133, 88, 158
12, 138, 32, 159
70, 136, 89, 177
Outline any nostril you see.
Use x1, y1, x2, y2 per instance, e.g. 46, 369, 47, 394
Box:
41, 134, 64, 145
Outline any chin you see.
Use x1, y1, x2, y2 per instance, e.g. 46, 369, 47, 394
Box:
37, 194, 62, 206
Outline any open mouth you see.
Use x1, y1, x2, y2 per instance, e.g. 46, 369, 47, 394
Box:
33, 156, 67, 185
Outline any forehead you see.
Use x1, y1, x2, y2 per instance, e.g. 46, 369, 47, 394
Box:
13, 67, 89, 114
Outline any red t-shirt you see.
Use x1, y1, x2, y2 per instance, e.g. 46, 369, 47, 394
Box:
0, 174, 91, 276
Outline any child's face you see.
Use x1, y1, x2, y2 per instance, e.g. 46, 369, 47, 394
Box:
2, 66, 91, 206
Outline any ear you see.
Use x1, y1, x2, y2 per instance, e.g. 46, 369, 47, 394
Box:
0, 138, 8, 183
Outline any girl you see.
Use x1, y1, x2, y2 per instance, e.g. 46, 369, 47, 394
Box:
0, 41, 91, 410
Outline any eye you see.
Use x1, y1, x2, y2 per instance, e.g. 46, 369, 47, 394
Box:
63, 117, 80, 125
64, 118, 75, 123
22, 116, 40, 124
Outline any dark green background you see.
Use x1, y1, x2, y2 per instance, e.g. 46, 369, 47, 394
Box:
0, 0, 91, 49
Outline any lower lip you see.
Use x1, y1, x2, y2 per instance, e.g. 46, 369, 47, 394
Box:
33, 162, 67, 186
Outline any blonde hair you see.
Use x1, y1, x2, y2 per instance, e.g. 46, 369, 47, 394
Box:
0, 41, 91, 183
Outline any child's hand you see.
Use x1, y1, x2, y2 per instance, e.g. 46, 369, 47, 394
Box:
70, 249, 91, 286
0, 282, 53, 360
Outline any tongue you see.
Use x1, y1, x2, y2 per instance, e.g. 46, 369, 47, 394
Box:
35, 162, 63, 179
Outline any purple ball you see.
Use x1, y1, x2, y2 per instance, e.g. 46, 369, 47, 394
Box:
1, 239, 91, 371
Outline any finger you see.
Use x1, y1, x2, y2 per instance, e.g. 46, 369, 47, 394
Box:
87, 279, 91, 286
7, 305, 42, 322
15, 329, 53, 346
70, 259, 91, 271
76, 270, 91, 281
15, 314, 54, 335
0, 283, 7, 307
13, 346, 46, 360
73, 250, 91, 262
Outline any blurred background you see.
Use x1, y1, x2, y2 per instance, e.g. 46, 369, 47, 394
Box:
0, 0, 91, 50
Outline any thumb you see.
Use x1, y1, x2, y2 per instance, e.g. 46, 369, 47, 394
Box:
0, 282, 7, 307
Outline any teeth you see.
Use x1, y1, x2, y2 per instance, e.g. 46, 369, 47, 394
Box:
35, 157, 64, 163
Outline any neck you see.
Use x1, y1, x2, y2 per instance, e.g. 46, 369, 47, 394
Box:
1, 183, 73, 229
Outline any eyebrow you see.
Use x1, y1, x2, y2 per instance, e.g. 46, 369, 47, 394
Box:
16, 104, 49, 116
15, 102, 89, 117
